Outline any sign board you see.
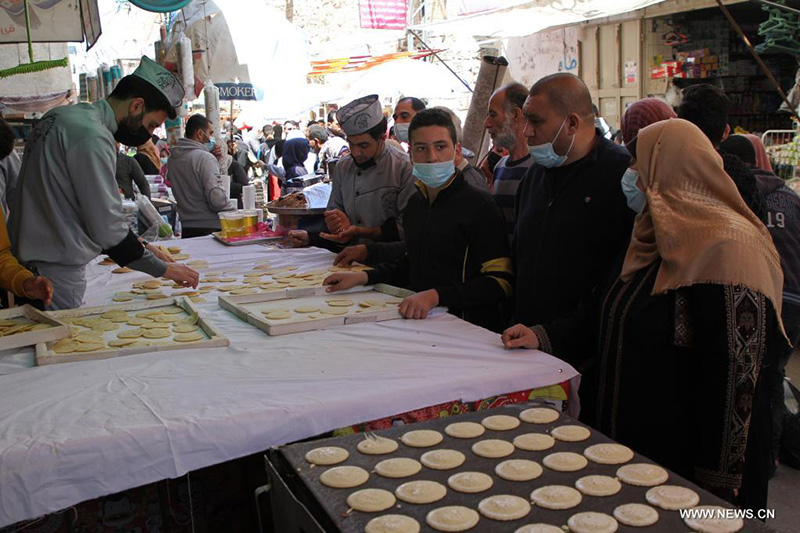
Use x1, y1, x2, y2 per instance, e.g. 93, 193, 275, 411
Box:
216, 82, 260, 101
0, 0, 83, 43
359, 0, 406, 30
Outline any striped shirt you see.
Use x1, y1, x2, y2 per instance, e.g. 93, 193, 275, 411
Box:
492, 154, 534, 241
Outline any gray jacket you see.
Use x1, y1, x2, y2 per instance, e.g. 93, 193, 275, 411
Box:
168, 138, 229, 229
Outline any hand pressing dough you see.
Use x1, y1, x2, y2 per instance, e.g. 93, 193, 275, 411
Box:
365, 515, 421, 533
305, 446, 349, 466
420, 450, 466, 470
614, 503, 659, 527
447, 472, 494, 494
357, 435, 398, 455
531, 485, 583, 510
472, 439, 515, 459
645, 485, 700, 510
347, 488, 396, 513
481, 415, 520, 431
514, 525, 563, 533
567, 512, 619, 533
108, 339, 138, 348
584, 443, 634, 465
401, 430, 443, 448
683, 505, 744, 533
173, 324, 199, 334
616, 463, 669, 487
445, 422, 485, 439
575, 475, 622, 497
143, 329, 171, 339
495, 460, 543, 482
513, 433, 555, 452
551, 425, 591, 442
478, 495, 531, 522
395, 480, 447, 504
375, 458, 422, 479
520, 407, 560, 424
543, 452, 588, 472
117, 329, 144, 339
426, 506, 480, 532
174, 332, 204, 342
319, 466, 369, 488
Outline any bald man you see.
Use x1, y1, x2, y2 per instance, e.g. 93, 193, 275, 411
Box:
503, 73, 633, 369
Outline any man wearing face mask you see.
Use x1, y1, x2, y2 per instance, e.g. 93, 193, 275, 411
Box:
8, 56, 199, 310
287, 95, 414, 249
168, 114, 233, 238
324, 108, 513, 332
392, 96, 425, 145
484, 83, 534, 242
504, 73, 633, 348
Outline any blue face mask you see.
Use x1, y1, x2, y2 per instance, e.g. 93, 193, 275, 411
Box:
205, 136, 216, 152
529, 117, 575, 168
394, 123, 410, 143
621, 168, 646, 213
413, 160, 455, 189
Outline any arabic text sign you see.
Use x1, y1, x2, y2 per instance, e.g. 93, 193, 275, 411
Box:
216, 82, 260, 101
0, 0, 82, 43
359, 0, 406, 30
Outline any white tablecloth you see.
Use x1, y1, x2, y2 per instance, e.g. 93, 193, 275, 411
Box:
0, 237, 579, 527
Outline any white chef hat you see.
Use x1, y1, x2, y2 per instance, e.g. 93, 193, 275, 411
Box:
130, 56, 185, 119
337, 94, 383, 136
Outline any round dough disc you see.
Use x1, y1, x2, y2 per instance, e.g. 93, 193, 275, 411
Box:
375, 458, 422, 479
519, 407, 560, 424
143, 329, 170, 339
76, 343, 104, 352
421, 449, 466, 470
481, 415, 520, 431
472, 439, 515, 459
401, 430, 443, 448
346, 488, 396, 513
616, 463, 669, 487
645, 485, 700, 510
154, 314, 180, 324
395, 480, 447, 504
543, 452, 588, 472
321, 307, 348, 316
683, 505, 744, 533
365, 515, 421, 533
101, 311, 126, 320
447, 472, 493, 494
575, 475, 622, 497
326, 299, 355, 307
531, 485, 583, 510
52, 339, 79, 354
514, 525, 563, 533
614, 503, 659, 527
551, 425, 591, 442
231, 288, 258, 295
117, 329, 144, 339
513, 433, 555, 452
305, 446, 349, 466
357, 436, 399, 455
567, 512, 619, 533
319, 466, 369, 489
173, 324, 199, 334
263, 311, 291, 320
445, 422, 485, 439
75, 334, 104, 344
584, 443, 634, 465
108, 339, 138, 348
479, 495, 531, 522
495, 459, 543, 482
92, 322, 120, 332
294, 306, 319, 313
426, 506, 480, 532
160, 307, 185, 315
174, 332, 204, 343
127, 318, 153, 326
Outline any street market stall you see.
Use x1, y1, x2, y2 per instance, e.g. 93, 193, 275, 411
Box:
0, 237, 579, 528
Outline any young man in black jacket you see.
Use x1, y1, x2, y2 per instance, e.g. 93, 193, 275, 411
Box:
323, 108, 513, 332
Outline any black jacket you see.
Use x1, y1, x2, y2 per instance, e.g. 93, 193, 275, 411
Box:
513, 133, 633, 329
367, 172, 513, 332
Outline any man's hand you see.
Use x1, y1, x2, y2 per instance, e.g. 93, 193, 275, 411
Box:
399, 289, 439, 320
334, 245, 368, 266
320, 226, 360, 244
286, 230, 309, 248
163, 263, 199, 289
501, 324, 540, 350
147, 243, 175, 263
22, 276, 53, 306
211, 143, 224, 161
323, 272, 369, 293
324, 209, 351, 234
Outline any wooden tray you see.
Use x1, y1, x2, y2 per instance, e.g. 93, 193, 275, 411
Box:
219, 284, 413, 336
0, 305, 70, 352
35, 297, 229, 366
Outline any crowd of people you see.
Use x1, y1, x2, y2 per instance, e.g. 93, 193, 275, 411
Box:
0, 53, 796, 519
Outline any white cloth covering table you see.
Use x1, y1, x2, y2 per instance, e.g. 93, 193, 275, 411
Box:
0, 236, 579, 527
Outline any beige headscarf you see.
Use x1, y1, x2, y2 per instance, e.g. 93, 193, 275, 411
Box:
137, 139, 161, 172
621, 118, 784, 320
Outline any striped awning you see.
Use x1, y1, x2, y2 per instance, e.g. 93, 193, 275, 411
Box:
309, 49, 443, 76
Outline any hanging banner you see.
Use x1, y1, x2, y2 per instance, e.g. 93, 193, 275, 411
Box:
359, 0, 406, 30
0, 0, 83, 43
216, 82, 260, 101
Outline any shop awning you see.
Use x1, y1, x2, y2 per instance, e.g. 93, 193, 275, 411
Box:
309, 49, 442, 76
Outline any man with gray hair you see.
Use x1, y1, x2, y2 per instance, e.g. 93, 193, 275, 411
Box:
484, 82, 532, 240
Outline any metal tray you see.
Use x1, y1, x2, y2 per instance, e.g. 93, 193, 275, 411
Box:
267, 206, 327, 216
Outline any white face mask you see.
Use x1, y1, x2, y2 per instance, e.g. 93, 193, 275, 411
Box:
621, 168, 646, 213
394, 123, 410, 143
528, 117, 575, 168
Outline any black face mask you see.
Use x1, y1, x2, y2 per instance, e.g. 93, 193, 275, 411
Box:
352, 141, 382, 170
113, 111, 151, 147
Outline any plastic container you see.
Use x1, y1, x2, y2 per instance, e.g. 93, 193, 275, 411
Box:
219, 211, 245, 238
241, 209, 258, 235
